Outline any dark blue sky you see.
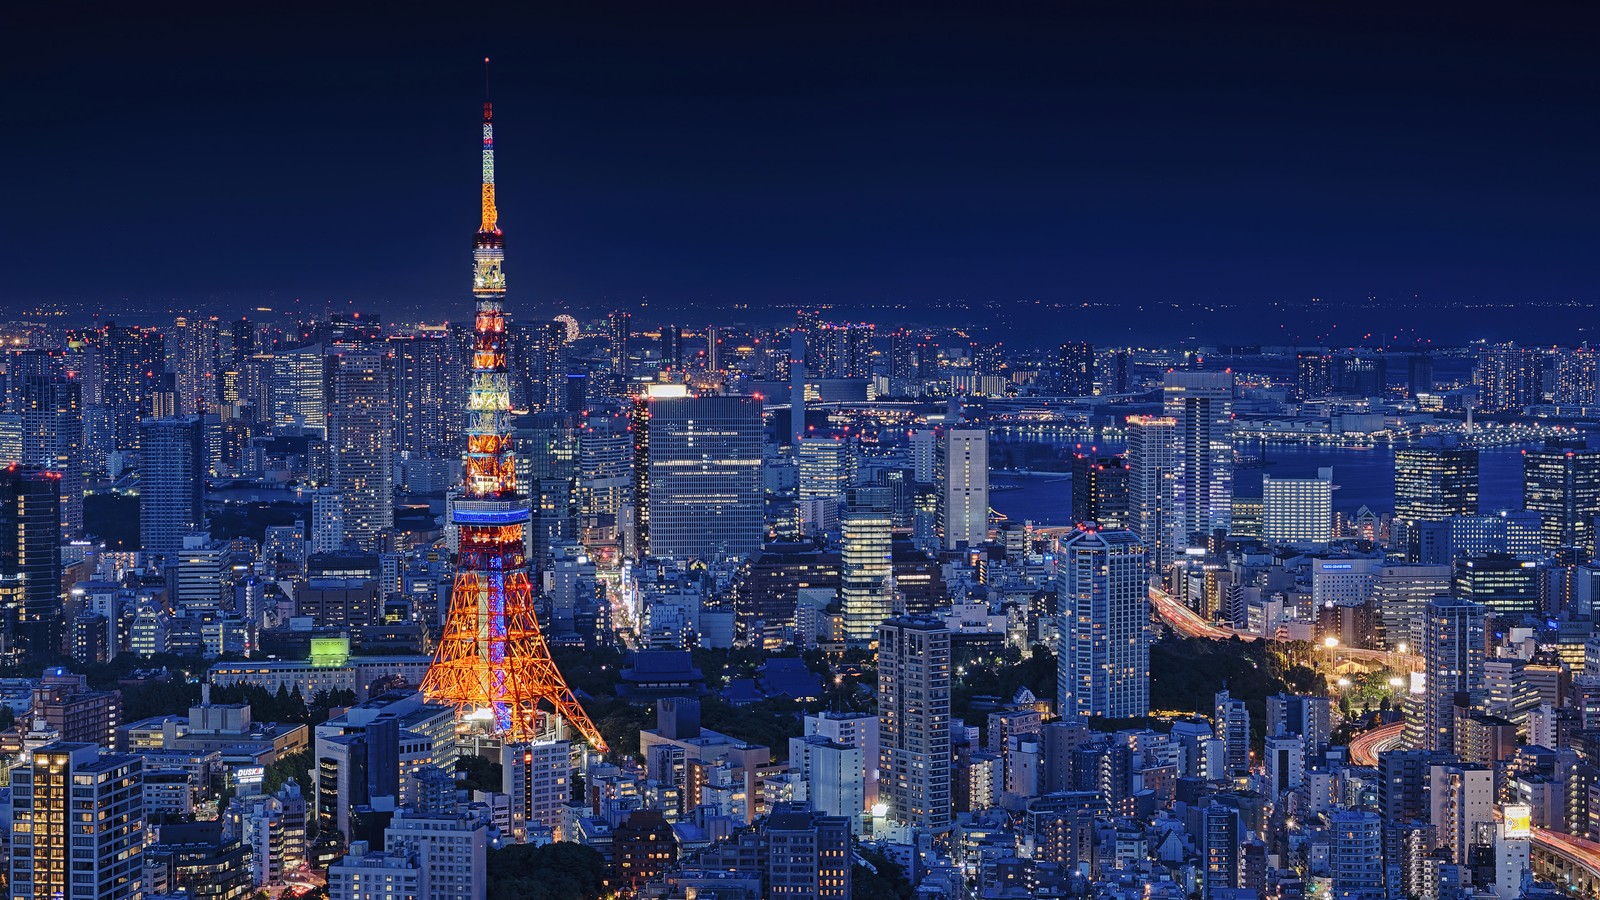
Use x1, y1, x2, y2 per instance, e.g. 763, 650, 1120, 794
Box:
5, 1, 1599, 342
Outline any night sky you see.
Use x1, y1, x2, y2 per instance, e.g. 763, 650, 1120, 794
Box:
6, 1, 1599, 343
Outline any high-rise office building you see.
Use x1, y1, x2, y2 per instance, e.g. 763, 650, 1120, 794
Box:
636, 390, 763, 562
840, 487, 893, 643
1126, 415, 1177, 570
1418, 597, 1487, 753
1394, 446, 1479, 558
936, 428, 988, 550
1071, 454, 1129, 528
1056, 341, 1095, 396
10, 742, 145, 900
515, 412, 579, 565
877, 616, 952, 831
329, 353, 395, 552
1164, 371, 1234, 552
269, 344, 330, 435
139, 416, 206, 557
1372, 563, 1451, 652
1295, 350, 1333, 400
1475, 345, 1545, 412
0, 466, 62, 660
1261, 469, 1333, 547
1056, 525, 1149, 720
1452, 554, 1539, 620
1523, 445, 1600, 551
22, 375, 84, 540
797, 438, 851, 534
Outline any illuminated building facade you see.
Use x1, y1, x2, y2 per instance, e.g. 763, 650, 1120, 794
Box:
877, 616, 952, 830
1, 465, 62, 660
329, 352, 394, 552
1125, 415, 1176, 571
1522, 445, 1600, 551
1056, 525, 1149, 720
637, 390, 764, 562
1163, 370, 1234, 554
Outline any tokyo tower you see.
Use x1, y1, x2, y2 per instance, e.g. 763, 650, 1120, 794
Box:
421, 68, 608, 752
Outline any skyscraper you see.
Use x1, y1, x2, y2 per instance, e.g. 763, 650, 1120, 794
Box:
1126, 415, 1177, 571
329, 353, 395, 552
637, 390, 764, 562
877, 616, 952, 831
269, 344, 330, 435
1056, 525, 1149, 720
1163, 371, 1234, 553
607, 311, 632, 383
389, 332, 458, 460
1522, 444, 1600, 551
797, 437, 851, 535
1475, 345, 1544, 412
1373, 564, 1452, 652
22, 375, 84, 540
100, 323, 166, 451
840, 487, 893, 643
937, 428, 989, 550
1070, 454, 1129, 529
10, 742, 145, 900
1555, 348, 1599, 405
1394, 445, 1479, 559
0, 465, 62, 660
1418, 596, 1487, 753
1295, 350, 1333, 400
1056, 341, 1095, 396
139, 416, 206, 557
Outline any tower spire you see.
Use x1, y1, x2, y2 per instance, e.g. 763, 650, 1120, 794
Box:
423, 71, 607, 753
477, 58, 501, 248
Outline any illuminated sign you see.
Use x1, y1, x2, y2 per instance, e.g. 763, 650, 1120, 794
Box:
309, 636, 350, 668
1502, 804, 1531, 838
236, 766, 266, 786
1320, 563, 1354, 571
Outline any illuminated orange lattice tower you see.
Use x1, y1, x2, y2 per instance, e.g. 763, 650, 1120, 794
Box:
421, 69, 607, 752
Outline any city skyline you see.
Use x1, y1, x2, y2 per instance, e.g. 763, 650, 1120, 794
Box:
8, 2, 1600, 346
7, 6, 1600, 900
